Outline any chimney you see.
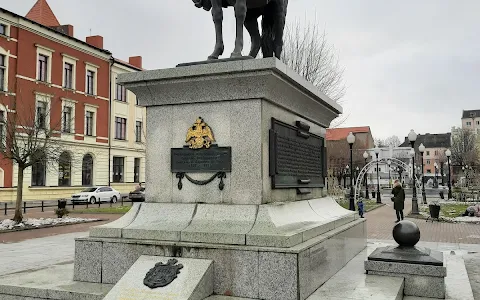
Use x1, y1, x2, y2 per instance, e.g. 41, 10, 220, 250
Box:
129, 56, 143, 69
86, 35, 103, 49
51, 24, 74, 37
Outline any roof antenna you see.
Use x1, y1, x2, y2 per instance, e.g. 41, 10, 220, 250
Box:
89, 28, 92, 36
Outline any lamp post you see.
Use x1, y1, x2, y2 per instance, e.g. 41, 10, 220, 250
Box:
374, 147, 381, 203
387, 159, 391, 188
434, 162, 438, 188
363, 151, 369, 199
419, 143, 426, 204
347, 132, 356, 211
408, 129, 419, 214
344, 165, 349, 188
445, 149, 452, 199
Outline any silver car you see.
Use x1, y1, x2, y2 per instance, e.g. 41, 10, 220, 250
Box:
71, 186, 121, 204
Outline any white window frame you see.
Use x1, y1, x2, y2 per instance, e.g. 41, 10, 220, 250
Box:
85, 62, 98, 96
0, 23, 10, 37
62, 54, 77, 90
61, 98, 76, 134
36, 44, 54, 83
84, 104, 98, 137
0, 105, 7, 148
0, 47, 8, 92
35, 93, 52, 130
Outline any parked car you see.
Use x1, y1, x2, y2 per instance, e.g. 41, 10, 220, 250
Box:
71, 186, 121, 204
129, 187, 145, 202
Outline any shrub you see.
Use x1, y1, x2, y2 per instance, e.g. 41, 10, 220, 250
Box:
54, 208, 69, 218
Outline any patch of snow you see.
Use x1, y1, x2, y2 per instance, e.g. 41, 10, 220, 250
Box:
0, 217, 99, 231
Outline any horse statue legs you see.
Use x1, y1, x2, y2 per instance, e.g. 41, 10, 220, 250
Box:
209, 0, 247, 59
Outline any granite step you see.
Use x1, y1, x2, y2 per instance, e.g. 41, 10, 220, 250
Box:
306, 248, 404, 300
0, 263, 113, 300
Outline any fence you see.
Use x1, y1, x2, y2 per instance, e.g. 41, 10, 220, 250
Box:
2, 196, 136, 216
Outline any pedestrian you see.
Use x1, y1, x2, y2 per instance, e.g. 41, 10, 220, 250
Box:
357, 199, 364, 218
391, 179, 405, 223
135, 182, 142, 191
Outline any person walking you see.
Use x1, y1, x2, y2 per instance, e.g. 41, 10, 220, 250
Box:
357, 199, 365, 218
391, 179, 405, 223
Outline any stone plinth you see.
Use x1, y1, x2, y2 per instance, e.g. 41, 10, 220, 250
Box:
71, 58, 364, 300
117, 58, 341, 205
365, 246, 446, 299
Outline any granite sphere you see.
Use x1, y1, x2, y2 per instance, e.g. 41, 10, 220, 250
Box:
392, 220, 420, 247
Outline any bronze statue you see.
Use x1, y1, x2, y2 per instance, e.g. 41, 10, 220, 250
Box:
192, 0, 288, 60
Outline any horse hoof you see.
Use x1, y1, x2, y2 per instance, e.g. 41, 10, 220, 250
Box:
230, 52, 242, 58
208, 55, 219, 60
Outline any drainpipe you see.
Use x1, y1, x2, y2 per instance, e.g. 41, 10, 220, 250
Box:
108, 57, 114, 186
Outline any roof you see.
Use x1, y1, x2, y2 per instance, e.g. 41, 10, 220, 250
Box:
0, 7, 111, 55
25, 0, 60, 27
326, 126, 371, 141
462, 110, 480, 119
398, 133, 451, 148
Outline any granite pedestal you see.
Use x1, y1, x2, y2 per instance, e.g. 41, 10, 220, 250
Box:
72, 58, 366, 300
365, 246, 447, 299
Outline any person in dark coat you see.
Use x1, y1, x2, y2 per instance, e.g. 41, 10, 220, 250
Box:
357, 199, 364, 218
391, 179, 405, 223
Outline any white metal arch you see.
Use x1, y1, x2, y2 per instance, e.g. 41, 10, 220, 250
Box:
354, 157, 421, 201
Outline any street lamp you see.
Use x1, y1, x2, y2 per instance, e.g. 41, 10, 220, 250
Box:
434, 162, 438, 188
418, 143, 426, 204
363, 151, 370, 199
408, 129, 419, 214
347, 132, 356, 211
445, 149, 452, 199
387, 159, 391, 188
374, 147, 381, 203
345, 165, 349, 188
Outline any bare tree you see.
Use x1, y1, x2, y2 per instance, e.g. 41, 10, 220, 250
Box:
450, 128, 479, 167
280, 19, 347, 127
0, 91, 67, 223
384, 135, 401, 147
374, 138, 386, 148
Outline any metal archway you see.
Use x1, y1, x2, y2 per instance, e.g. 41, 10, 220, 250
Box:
353, 157, 421, 201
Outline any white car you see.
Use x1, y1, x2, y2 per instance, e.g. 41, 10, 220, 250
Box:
71, 186, 121, 204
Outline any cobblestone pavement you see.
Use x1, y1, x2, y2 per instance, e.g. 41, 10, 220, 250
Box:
0, 231, 86, 276
366, 197, 480, 244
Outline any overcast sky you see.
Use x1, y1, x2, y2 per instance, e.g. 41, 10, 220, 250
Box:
1, 0, 479, 141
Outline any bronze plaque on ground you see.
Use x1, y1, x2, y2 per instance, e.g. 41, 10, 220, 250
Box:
269, 118, 326, 189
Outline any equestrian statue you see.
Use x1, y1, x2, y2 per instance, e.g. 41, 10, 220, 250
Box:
192, 0, 288, 60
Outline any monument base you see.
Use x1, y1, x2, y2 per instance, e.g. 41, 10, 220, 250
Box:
365, 246, 446, 299
72, 199, 366, 300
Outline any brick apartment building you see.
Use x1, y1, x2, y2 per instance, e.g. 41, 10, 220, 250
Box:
0, 0, 145, 201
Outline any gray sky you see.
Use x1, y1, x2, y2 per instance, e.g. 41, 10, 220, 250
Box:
1, 0, 479, 141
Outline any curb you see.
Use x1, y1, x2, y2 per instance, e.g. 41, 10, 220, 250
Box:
0, 219, 105, 234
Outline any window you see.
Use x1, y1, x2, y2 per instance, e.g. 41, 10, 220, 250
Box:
134, 158, 140, 183
85, 111, 94, 136
64, 63, 73, 89
467, 121, 472, 126
0, 24, 6, 36
86, 70, 95, 95
427, 169, 432, 174
115, 117, 127, 140
116, 81, 127, 102
0, 110, 4, 149
477, 121, 480, 125
434, 150, 438, 155
112, 157, 124, 183
0, 55, 5, 91
38, 54, 48, 81
31, 155, 46, 186
58, 152, 71, 186
426, 159, 431, 165
82, 154, 93, 186
135, 121, 142, 142
62, 106, 72, 133
36, 101, 47, 129
426, 151, 430, 156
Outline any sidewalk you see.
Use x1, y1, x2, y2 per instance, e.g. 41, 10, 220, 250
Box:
366, 197, 480, 244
